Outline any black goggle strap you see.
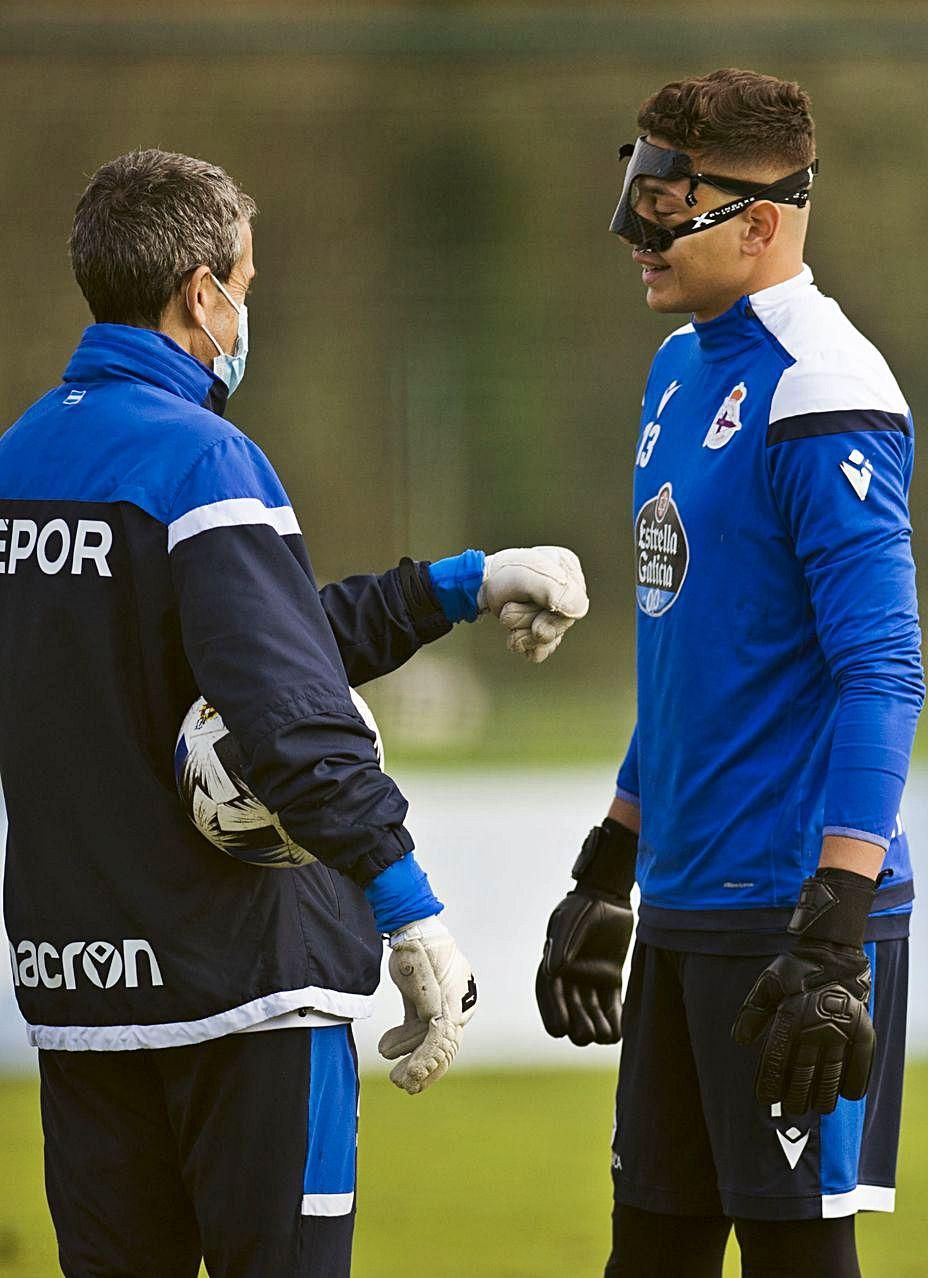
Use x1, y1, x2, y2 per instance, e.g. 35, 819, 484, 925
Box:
684, 172, 758, 206
671, 163, 818, 241
694, 159, 818, 200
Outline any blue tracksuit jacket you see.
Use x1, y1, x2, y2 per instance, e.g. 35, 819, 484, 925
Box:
0, 324, 452, 1047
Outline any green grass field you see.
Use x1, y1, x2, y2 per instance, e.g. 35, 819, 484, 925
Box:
2, 1065, 928, 1277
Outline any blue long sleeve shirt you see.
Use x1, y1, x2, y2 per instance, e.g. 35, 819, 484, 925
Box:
617, 267, 924, 950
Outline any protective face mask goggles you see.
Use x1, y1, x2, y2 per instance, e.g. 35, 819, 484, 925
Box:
609, 137, 818, 253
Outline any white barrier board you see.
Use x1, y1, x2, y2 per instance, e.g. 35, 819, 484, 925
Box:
1, 768, 925, 1071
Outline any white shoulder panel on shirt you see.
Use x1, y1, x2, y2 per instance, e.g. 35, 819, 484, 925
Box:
658, 321, 695, 349
750, 267, 909, 425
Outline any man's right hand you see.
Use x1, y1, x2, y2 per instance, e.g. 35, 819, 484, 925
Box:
535, 819, 637, 1046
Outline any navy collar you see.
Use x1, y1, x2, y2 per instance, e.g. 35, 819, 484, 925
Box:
63, 324, 228, 416
691, 295, 765, 361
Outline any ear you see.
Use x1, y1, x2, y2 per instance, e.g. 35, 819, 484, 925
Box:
184, 265, 214, 328
741, 201, 780, 257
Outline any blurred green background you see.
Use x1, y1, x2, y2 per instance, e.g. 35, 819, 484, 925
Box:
2, 3, 928, 1274
3, 0, 928, 766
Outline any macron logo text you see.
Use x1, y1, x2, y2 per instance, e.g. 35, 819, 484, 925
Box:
9, 939, 163, 990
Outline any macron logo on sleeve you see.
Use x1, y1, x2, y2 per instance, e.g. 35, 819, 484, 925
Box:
839, 449, 874, 501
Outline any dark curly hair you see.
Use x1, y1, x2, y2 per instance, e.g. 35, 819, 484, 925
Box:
637, 69, 815, 173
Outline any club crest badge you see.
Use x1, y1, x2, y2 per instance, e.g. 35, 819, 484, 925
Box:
703, 382, 747, 450
635, 482, 690, 617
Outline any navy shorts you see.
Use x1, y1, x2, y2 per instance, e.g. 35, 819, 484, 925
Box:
611, 938, 907, 1221
39, 1024, 359, 1277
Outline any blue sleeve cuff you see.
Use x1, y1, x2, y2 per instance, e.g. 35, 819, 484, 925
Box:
615, 787, 640, 807
822, 825, 891, 852
427, 549, 486, 623
363, 852, 444, 934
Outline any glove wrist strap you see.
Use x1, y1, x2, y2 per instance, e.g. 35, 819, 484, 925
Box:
787, 867, 876, 948
571, 818, 637, 900
388, 915, 448, 947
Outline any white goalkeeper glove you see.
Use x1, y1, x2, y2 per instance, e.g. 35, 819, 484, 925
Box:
478, 546, 589, 663
379, 916, 477, 1095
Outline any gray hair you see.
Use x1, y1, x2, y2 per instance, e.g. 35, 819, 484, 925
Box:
69, 149, 257, 328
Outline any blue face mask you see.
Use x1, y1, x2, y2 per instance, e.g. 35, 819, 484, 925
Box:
202, 273, 248, 396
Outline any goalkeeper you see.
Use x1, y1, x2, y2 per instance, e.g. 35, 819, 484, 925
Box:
536, 70, 922, 1278
0, 150, 588, 1278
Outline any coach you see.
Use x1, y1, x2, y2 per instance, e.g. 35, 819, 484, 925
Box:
0, 149, 588, 1277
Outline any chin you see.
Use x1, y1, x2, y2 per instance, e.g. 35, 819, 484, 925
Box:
645, 288, 690, 315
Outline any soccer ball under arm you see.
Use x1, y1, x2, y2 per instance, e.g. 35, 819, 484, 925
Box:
174, 688, 383, 868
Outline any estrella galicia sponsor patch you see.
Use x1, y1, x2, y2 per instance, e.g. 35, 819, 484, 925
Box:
636, 482, 689, 616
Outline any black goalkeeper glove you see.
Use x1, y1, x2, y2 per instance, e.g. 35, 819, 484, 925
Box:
732, 867, 877, 1115
535, 818, 637, 1046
